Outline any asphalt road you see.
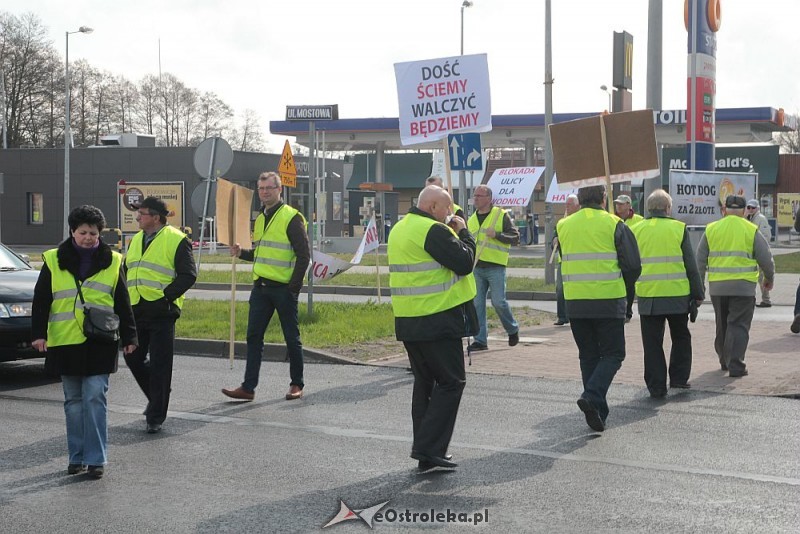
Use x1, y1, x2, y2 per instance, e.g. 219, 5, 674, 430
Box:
1, 356, 799, 533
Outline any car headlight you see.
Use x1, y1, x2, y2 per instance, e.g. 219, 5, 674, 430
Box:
0, 302, 33, 318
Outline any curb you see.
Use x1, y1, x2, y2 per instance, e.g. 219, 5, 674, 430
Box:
174, 338, 365, 366
194, 283, 557, 301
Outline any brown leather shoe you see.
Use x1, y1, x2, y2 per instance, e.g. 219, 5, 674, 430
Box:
285, 385, 303, 400
222, 387, 254, 401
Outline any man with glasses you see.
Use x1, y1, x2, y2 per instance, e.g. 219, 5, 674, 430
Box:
222, 172, 310, 402
467, 185, 520, 351
745, 199, 773, 308
124, 197, 196, 434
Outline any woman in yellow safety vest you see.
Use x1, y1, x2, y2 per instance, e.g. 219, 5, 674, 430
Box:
31, 205, 137, 479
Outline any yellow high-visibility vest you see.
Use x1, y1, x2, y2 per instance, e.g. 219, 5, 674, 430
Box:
252, 204, 306, 284
43, 249, 121, 347
468, 206, 510, 266
126, 225, 188, 309
388, 213, 476, 317
632, 218, 689, 297
557, 209, 625, 301
705, 216, 758, 283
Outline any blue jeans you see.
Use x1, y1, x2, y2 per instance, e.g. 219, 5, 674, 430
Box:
569, 318, 626, 422
243, 284, 304, 392
473, 264, 519, 345
62, 374, 109, 466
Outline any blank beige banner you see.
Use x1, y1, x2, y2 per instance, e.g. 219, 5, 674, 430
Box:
216, 179, 254, 245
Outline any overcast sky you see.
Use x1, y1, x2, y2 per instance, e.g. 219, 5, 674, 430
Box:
14, 0, 800, 150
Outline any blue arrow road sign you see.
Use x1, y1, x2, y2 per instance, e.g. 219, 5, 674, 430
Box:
448, 133, 482, 171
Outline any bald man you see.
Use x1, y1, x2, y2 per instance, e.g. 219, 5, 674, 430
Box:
425, 175, 465, 218
388, 185, 477, 470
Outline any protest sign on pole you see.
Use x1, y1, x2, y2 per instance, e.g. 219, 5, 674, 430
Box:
310, 214, 381, 286
215, 179, 254, 368
485, 166, 544, 207
394, 53, 492, 146
549, 110, 660, 195
669, 170, 757, 225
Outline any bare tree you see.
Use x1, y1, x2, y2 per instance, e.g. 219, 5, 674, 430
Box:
777, 130, 800, 154
0, 12, 59, 147
234, 108, 265, 152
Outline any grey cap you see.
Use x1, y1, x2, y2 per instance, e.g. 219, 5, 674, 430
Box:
746, 199, 760, 208
614, 194, 632, 204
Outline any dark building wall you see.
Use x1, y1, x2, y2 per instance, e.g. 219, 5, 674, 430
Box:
0, 147, 343, 245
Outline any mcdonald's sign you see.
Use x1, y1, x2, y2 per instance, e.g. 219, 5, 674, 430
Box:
613, 31, 634, 91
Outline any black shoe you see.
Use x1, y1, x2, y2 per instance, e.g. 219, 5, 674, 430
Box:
411, 451, 457, 469
729, 369, 749, 378
554, 320, 568, 326
418, 454, 454, 471
720, 363, 728, 371
67, 464, 86, 475
649, 389, 667, 399
87, 465, 104, 479
508, 332, 519, 347
577, 397, 605, 432
791, 314, 800, 334
468, 341, 488, 351
755, 302, 772, 308
670, 382, 691, 389
146, 423, 162, 434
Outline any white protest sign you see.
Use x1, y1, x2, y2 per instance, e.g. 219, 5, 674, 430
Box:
351, 214, 380, 265
485, 166, 545, 207
669, 170, 757, 225
545, 174, 579, 203
394, 53, 492, 146
310, 251, 353, 283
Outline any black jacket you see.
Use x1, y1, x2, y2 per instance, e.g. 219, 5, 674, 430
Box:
32, 239, 138, 376
393, 207, 479, 342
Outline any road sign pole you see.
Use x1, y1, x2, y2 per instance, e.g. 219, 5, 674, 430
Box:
307, 121, 316, 316
197, 136, 218, 271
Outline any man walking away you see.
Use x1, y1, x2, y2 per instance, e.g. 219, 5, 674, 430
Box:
696, 195, 774, 378
558, 185, 641, 431
632, 190, 704, 398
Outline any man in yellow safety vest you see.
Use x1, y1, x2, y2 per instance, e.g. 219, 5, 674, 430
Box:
558, 185, 641, 432
696, 195, 774, 378
388, 185, 477, 470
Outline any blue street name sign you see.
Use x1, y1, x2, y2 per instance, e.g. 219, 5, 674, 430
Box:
448, 133, 483, 171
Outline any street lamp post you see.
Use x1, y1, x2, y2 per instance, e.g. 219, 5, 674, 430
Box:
460, 1, 473, 55
458, 1, 473, 211
600, 84, 612, 113
64, 26, 93, 240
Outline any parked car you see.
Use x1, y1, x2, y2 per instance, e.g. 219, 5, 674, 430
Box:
0, 244, 40, 364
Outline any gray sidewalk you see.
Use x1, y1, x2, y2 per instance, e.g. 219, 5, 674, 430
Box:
371, 314, 800, 398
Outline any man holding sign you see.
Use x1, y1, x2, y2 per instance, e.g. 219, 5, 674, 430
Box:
222, 172, 310, 401
467, 185, 520, 351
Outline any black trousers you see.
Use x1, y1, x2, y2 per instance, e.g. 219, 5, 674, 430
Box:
640, 314, 692, 394
570, 318, 626, 422
124, 318, 176, 425
403, 338, 466, 459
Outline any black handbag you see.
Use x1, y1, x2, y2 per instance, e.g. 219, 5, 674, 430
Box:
74, 276, 120, 342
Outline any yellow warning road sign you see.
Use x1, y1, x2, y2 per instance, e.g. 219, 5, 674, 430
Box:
278, 140, 297, 187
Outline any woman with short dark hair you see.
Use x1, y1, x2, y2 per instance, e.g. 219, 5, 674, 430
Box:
32, 205, 137, 479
